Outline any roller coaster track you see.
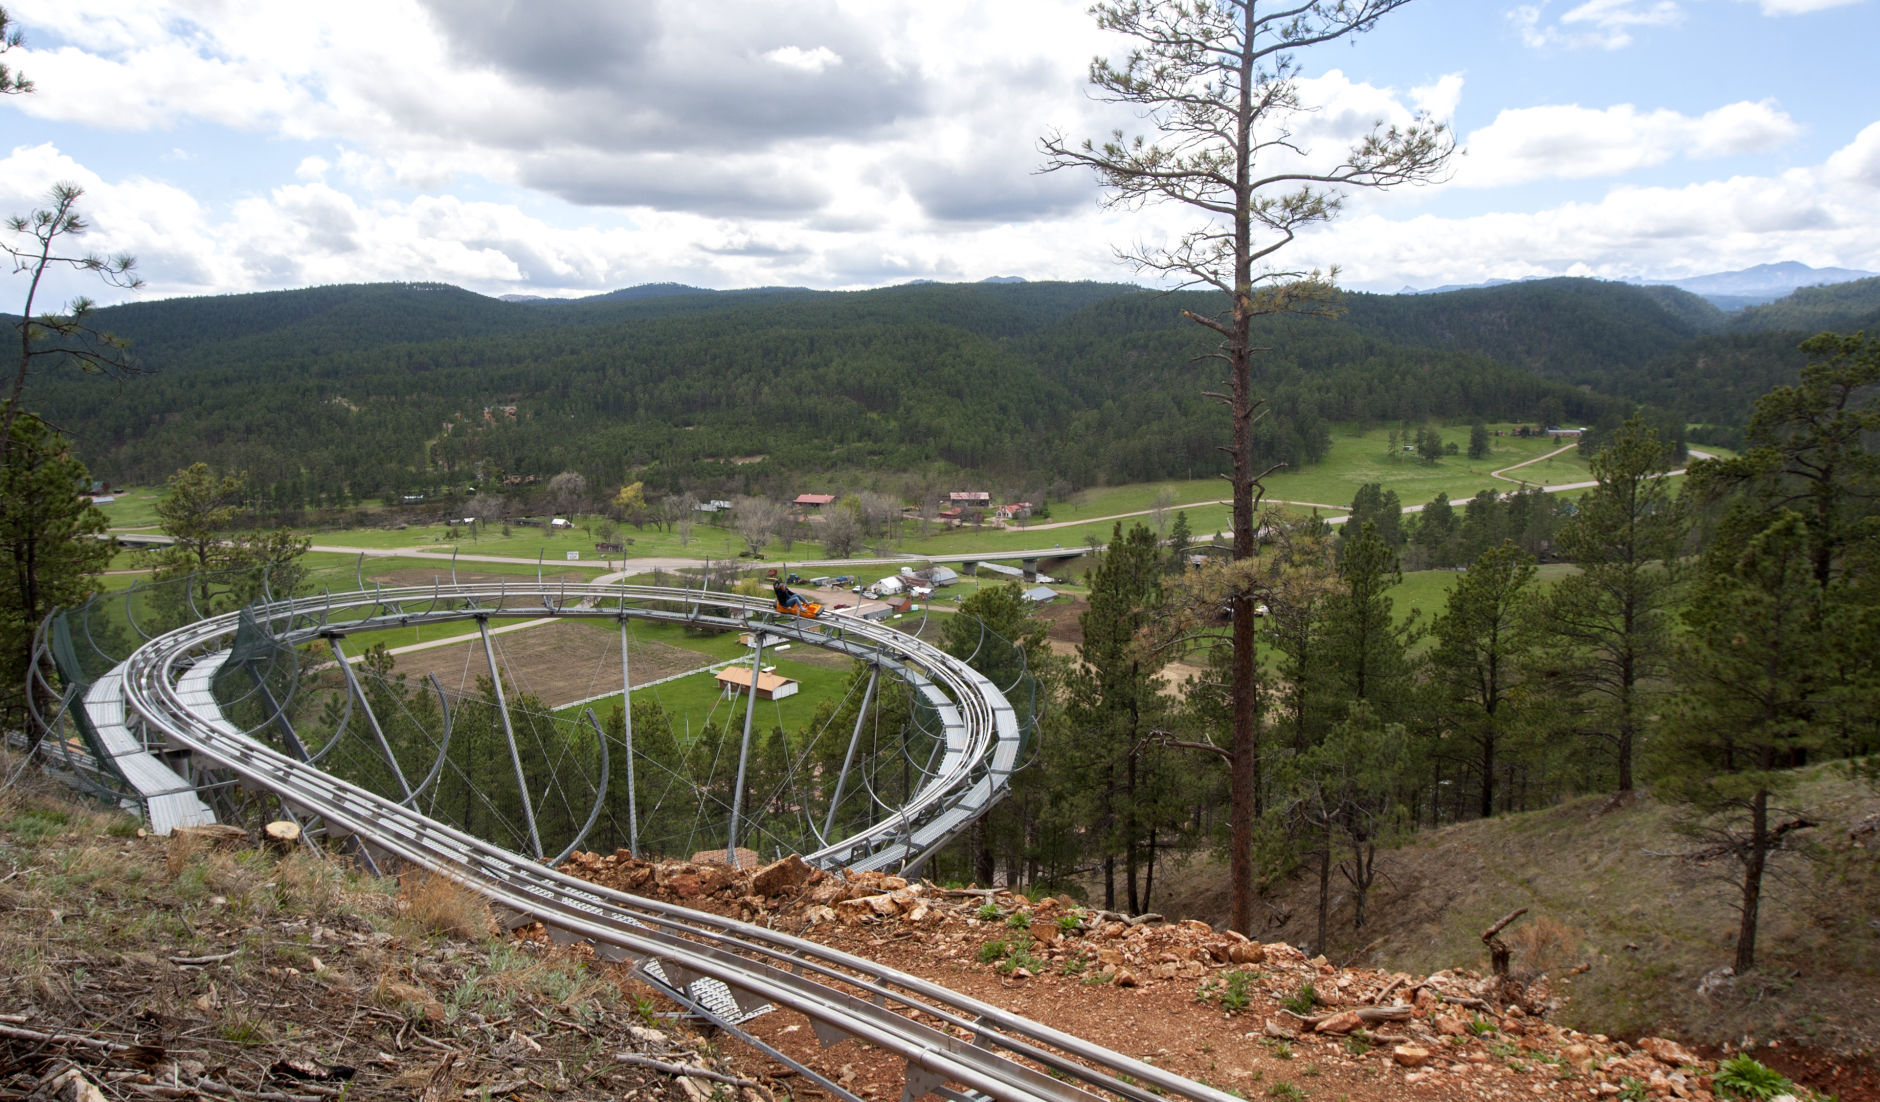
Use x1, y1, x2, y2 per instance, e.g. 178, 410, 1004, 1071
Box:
34, 581, 1235, 1102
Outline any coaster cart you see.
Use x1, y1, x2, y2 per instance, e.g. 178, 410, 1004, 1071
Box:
775, 597, 823, 619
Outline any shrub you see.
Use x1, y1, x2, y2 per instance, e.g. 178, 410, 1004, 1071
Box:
1219, 969, 1256, 1014
1712, 1055, 1794, 1100
1280, 982, 1317, 1016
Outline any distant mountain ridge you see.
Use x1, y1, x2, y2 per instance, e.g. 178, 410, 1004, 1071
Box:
1647, 261, 1875, 302
1399, 261, 1875, 310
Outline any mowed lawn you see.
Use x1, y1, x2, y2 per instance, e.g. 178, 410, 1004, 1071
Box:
557, 652, 858, 743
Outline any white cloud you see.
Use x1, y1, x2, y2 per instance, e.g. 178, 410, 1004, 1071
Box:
1309, 126, 1880, 289
1458, 99, 1798, 187
763, 45, 842, 73
1824, 121, 1880, 186
1511, 0, 1683, 48
1750, 0, 1865, 12
1411, 74, 1465, 122
3, 0, 1871, 304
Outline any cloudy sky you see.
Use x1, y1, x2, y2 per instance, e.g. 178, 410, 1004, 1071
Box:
3, 0, 1876, 306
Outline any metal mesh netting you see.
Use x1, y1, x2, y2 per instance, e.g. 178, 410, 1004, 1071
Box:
30, 568, 1037, 872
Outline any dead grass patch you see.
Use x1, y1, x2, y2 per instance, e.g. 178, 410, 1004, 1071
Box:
398, 870, 495, 940
1504, 914, 1589, 977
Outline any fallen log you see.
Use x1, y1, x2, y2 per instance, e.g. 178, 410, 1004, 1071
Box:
1279, 1005, 1413, 1028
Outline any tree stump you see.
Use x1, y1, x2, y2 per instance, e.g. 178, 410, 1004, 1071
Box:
1482, 907, 1529, 978
264, 820, 302, 852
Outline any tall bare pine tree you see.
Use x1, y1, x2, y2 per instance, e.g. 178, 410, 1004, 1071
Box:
1042, 0, 1452, 933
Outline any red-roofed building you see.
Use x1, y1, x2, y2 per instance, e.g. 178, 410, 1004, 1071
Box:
793, 493, 836, 509
949, 491, 990, 506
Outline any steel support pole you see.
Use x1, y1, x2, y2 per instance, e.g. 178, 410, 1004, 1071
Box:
245, 666, 313, 764
620, 613, 639, 858
479, 615, 544, 861
726, 628, 765, 867
325, 637, 412, 798
822, 663, 880, 843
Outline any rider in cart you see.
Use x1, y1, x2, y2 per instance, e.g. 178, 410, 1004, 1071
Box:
769, 569, 810, 612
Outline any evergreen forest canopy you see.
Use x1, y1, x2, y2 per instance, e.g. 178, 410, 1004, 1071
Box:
19, 273, 1878, 508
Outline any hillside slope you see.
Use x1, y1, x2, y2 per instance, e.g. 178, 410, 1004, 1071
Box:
1155, 765, 1880, 1064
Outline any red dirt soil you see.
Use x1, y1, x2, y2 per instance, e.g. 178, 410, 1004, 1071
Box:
562, 851, 1879, 1102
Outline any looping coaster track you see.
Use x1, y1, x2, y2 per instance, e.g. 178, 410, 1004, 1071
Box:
25, 576, 1234, 1102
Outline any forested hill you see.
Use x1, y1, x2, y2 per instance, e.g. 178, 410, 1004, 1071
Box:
22, 276, 1828, 505
1726, 274, 1880, 334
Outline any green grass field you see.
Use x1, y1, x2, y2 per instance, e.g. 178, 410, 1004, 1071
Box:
556, 652, 856, 742
298, 515, 837, 564
92, 489, 164, 529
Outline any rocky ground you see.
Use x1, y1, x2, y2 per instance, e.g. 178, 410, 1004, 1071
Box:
0, 786, 758, 1102
565, 848, 1864, 1102
2, 751, 1860, 1102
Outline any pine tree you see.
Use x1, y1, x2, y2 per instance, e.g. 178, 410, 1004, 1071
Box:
1, 415, 110, 733
1066, 523, 1171, 911
1321, 522, 1416, 715
1041, 0, 1452, 935
1166, 509, 1193, 573
1412, 491, 1458, 568
1653, 510, 1833, 973
1427, 541, 1538, 818
1539, 417, 1687, 791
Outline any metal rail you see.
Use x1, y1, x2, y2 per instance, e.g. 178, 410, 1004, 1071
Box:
107, 582, 1233, 1102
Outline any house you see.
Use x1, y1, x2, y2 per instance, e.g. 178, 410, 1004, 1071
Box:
695, 499, 732, 513
872, 575, 906, 596
714, 666, 799, 701
793, 493, 836, 510
995, 502, 1032, 521
1022, 585, 1059, 603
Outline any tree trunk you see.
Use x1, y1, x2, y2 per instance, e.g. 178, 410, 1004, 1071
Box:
1315, 839, 1331, 956
1125, 751, 1142, 914
973, 816, 995, 888
1616, 614, 1637, 792
1479, 726, 1495, 819
1735, 788, 1769, 974
1143, 827, 1158, 913
1225, 0, 1260, 941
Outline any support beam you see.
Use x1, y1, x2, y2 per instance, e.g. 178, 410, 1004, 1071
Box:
822, 664, 880, 843
621, 613, 638, 858
727, 628, 766, 867
325, 636, 412, 799
478, 615, 544, 861
244, 665, 311, 763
